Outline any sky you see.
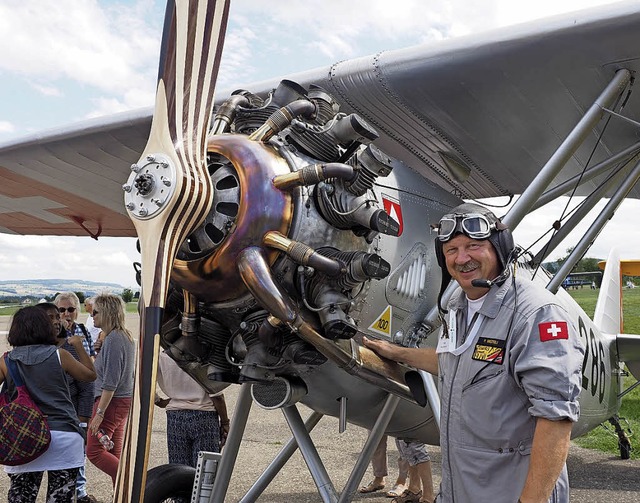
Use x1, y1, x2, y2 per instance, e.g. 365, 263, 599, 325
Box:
0, 0, 636, 288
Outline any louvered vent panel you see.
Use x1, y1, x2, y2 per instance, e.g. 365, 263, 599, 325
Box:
395, 255, 426, 299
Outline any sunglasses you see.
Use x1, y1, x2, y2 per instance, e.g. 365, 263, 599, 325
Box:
437, 213, 495, 241
58, 307, 77, 313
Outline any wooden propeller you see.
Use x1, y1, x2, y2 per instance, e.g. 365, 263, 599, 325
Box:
117, 1, 229, 500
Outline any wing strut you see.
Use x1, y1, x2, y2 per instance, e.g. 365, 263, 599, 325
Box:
337, 394, 400, 503
209, 393, 400, 503
239, 412, 324, 502
503, 68, 631, 231
420, 69, 632, 332
531, 164, 632, 267
547, 159, 640, 293
210, 383, 254, 502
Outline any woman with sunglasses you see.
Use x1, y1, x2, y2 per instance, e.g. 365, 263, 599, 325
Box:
86, 293, 135, 486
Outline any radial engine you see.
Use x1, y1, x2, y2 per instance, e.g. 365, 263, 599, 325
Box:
132, 79, 459, 414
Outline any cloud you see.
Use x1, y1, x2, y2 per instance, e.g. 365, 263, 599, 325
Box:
491, 197, 640, 263
0, 234, 56, 250
217, 24, 259, 87
86, 97, 135, 119
0, 0, 160, 114
230, 0, 469, 58
0, 121, 15, 134
29, 83, 63, 97
0, 235, 139, 287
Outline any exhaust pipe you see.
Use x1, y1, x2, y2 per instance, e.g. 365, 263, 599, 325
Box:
237, 246, 421, 404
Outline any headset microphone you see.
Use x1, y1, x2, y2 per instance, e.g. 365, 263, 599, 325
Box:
472, 267, 512, 289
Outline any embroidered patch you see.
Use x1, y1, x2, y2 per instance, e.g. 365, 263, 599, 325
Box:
538, 321, 569, 342
472, 337, 505, 364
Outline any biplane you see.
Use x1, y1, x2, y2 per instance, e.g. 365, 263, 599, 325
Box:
1, 1, 640, 501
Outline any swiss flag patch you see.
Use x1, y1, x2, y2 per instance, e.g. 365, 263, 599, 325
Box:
538, 321, 569, 342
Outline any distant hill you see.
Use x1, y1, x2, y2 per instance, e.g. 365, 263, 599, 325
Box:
0, 279, 138, 299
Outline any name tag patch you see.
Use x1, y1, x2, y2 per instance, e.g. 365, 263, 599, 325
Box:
472, 337, 505, 364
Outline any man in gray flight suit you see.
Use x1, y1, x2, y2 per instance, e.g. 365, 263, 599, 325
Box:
364, 202, 584, 503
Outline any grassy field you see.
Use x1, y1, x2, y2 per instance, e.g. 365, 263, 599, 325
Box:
568, 286, 640, 459
0, 301, 139, 317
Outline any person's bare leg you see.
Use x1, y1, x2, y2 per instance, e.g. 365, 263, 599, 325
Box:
416, 461, 434, 503
387, 448, 408, 497
406, 465, 421, 494
395, 455, 409, 486
359, 436, 387, 493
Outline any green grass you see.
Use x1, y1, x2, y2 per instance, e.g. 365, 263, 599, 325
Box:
568, 286, 640, 458
0, 305, 21, 316
568, 286, 640, 333
0, 301, 139, 317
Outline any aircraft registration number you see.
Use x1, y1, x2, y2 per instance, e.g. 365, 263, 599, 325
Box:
578, 317, 606, 403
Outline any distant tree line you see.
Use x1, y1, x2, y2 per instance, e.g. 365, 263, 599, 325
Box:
543, 247, 637, 287
1, 289, 140, 305
542, 247, 603, 286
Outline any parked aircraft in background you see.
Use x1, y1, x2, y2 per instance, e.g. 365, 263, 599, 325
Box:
562, 271, 602, 289
1, 1, 640, 501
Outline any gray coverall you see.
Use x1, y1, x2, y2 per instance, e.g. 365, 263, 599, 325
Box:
434, 274, 584, 503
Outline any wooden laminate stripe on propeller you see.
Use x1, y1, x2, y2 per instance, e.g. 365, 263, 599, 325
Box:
114, 0, 230, 500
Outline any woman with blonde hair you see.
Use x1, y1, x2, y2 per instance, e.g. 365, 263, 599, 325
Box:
86, 293, 135, 485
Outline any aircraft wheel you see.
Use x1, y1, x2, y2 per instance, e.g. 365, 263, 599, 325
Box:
144, 463, 196, 503
619, 439, 632, 460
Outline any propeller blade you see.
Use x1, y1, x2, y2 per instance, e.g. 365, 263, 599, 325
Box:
117, 1, 230, 500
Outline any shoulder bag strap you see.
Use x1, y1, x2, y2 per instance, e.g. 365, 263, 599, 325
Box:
5, 356, 24, 388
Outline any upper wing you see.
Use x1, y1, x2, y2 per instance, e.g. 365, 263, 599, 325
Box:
0, 110, 151, 237
2, 1, 640, 237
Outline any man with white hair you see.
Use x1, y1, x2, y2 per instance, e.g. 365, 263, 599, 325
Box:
54, 291, 97, 503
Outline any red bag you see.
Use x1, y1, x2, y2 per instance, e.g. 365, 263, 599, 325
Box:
0, 353, 51, 466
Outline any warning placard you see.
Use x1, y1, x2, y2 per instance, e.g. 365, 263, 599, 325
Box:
368, 305, 392, 336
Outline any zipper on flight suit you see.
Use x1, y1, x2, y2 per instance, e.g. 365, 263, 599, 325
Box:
444, 310, 480, 502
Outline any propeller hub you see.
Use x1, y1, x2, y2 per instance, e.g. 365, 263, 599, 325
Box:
123, 153, 177, 220
134, 173, 155, 195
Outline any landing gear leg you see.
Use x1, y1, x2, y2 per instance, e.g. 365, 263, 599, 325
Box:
608, 414, 632, 460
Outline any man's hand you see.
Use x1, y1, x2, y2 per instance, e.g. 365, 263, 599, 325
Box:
363, 336, 439, 375
362, 336, 400, 360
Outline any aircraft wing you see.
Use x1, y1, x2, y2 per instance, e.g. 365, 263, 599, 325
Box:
0, 110, 150, 237
2, 1, 640, 237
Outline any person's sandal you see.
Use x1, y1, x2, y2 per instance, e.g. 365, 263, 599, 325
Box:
386, 483, 407, 497
392, 489, 422, 503
358, 480, 385, 493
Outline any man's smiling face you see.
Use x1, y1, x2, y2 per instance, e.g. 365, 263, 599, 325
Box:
443, 234, 501, 299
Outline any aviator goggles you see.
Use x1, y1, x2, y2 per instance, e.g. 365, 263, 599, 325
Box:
436, 213, 496, 241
